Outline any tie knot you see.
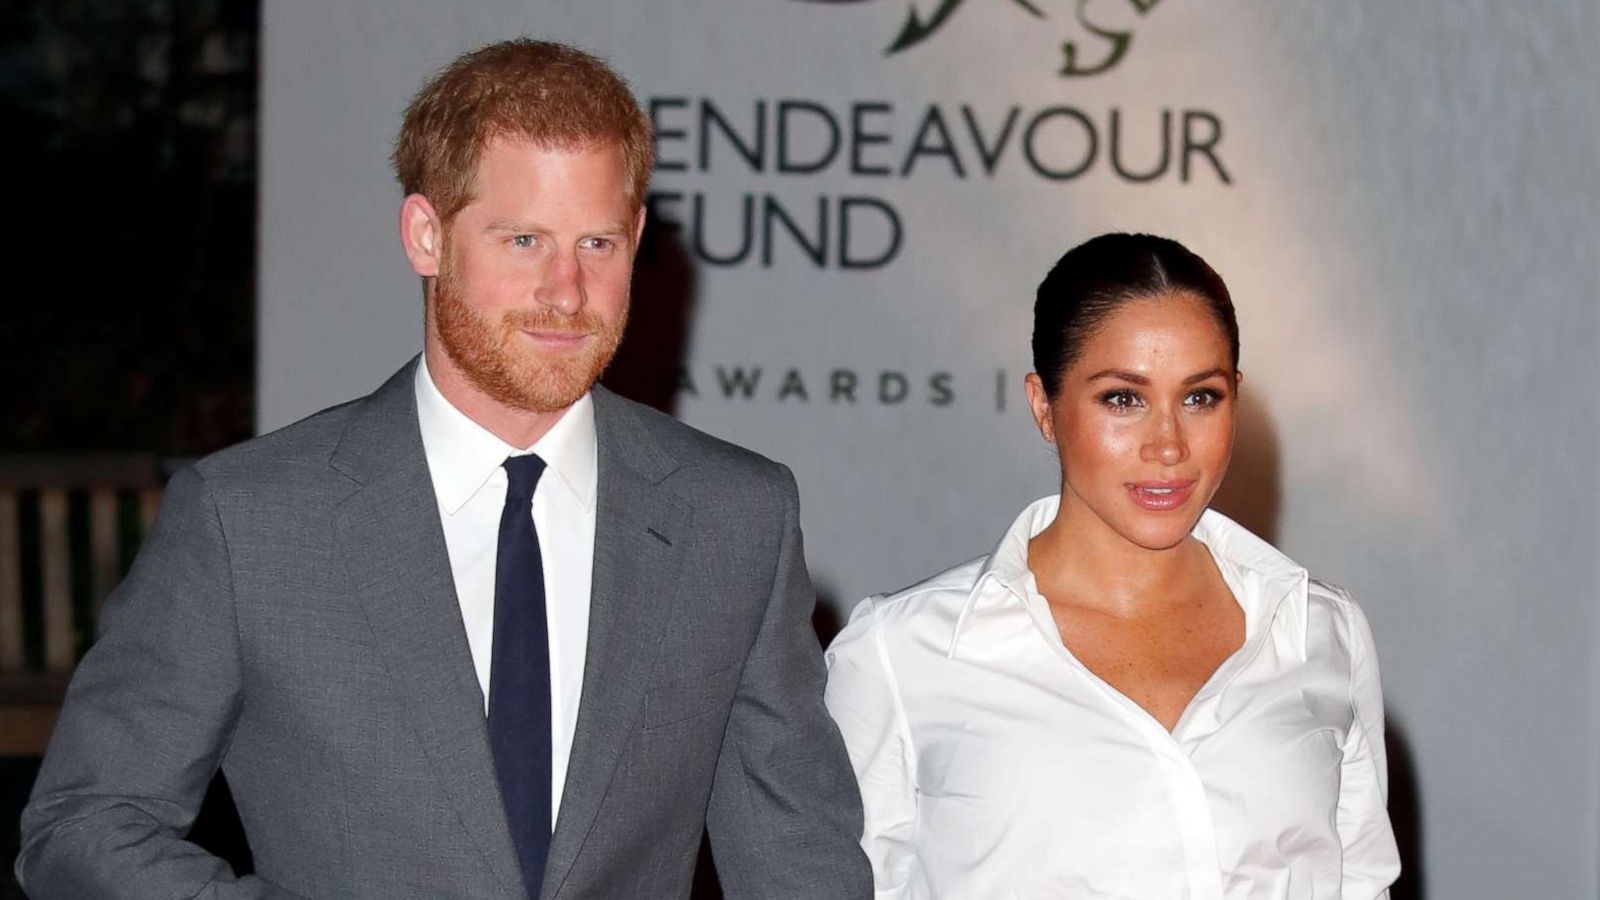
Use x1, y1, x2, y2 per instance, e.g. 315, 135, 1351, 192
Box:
502, 454, 547, 504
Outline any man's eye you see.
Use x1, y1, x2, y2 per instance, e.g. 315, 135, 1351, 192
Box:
581, 236, 614, 251
1098, 389, 1142, 411
510, 234, 535, 248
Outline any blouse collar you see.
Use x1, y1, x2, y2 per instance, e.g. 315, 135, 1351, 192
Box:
950, 496, 1309, 660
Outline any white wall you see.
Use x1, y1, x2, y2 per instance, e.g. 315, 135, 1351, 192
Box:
260, 2, 1600, 895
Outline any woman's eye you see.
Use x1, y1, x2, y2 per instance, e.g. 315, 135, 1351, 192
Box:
1184, 388, 1224, 408
1098, 389, 1142, 411
510, 234, 535, 248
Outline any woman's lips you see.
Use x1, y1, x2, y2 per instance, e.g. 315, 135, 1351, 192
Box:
1125, 479, 1197, 511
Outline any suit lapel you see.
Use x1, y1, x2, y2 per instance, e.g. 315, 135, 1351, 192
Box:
329, 361, 523, 899
541, 388, 691, 898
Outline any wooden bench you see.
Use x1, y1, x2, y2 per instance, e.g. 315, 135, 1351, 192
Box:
0, 455, 167, 755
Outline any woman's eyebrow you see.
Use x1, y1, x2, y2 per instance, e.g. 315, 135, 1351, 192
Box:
1083, 367, 1228, 385
1085, 368, 1149, 384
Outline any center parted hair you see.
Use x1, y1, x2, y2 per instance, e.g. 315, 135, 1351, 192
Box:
392, 39, 654, 224
1032, 233, 1239, 397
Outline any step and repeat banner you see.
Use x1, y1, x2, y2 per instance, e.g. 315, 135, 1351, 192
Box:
261, 2, 1598, 895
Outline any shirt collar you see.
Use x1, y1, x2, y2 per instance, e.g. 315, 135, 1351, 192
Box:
951, 496, 1309, 658
1192, 508, 1309, 658
414, 356, 598, 516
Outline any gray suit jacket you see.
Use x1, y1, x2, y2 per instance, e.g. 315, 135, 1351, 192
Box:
16, 361, 870, 899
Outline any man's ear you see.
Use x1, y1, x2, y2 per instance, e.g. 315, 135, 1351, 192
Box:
400, 193, 444, 277
633, 203, 647, 246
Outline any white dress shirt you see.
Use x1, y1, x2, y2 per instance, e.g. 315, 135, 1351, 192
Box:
825, 496, 1400, 900
414, 358, 595, 825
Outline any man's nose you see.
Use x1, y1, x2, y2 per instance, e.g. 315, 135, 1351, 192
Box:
535, 250, 584, 314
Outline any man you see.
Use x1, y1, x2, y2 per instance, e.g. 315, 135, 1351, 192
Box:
17, 39, 870, 900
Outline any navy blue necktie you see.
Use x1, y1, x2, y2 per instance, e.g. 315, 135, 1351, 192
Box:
490, 454, 552, 900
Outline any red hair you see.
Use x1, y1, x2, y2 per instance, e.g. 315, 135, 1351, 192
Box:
392, 39, 653, 222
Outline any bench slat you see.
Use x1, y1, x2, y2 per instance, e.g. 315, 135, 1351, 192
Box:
0, 492, 22, 672
41, 489, 75, 672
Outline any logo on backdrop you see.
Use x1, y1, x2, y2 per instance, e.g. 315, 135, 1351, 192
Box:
795, 0, 1167, 76
639, 0, 1225, 411
645, 0, 1222, 280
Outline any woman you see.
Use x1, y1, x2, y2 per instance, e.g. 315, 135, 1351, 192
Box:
824, 234, 1400, 899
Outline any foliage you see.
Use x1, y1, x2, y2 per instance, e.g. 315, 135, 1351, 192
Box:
0, 0, 258, 454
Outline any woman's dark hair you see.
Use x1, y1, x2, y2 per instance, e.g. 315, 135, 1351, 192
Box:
1032, 233, 1239, 397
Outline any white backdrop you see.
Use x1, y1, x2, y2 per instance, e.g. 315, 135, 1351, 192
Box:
260, 2, 1600, 896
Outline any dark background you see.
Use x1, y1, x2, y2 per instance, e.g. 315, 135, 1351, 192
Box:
2, 0, 257, 459
2, 2, 256, 896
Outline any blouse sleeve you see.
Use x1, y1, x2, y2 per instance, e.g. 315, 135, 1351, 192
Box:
1335, 593, 1402, 899
824, 598, 919, 898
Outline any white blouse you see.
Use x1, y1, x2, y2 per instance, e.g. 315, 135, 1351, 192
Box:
824, 497, 1400, 900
